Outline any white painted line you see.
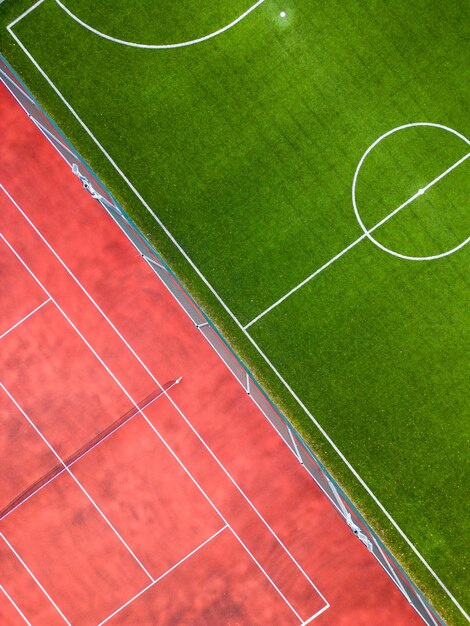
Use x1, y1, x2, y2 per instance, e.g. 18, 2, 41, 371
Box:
0, 298, 51, 340
98, 525, 228, 625
5, 28, 249, 337
0, 210, 321, 621
0, 244, 155, 585
0, 381, 176, 521
0, 532, 71, 625
0, 468, 67, 522
241, 326, 470, 622
0, 582, 32, 625
0, 378, 154, 583
246, 147, 470, 328
1, 183, 328, 609
30, 116, 77, 162
7, 0, 44, 29
54, 0, 266, 49
244, 234, 366, 329
5, 26, 465, 619
301, 603, 330, 625
353, 123, 470, 262
0, 67, 38, 107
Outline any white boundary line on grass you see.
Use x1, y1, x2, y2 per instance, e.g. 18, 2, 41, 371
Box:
0, 191, 328, 623
5, 9, 469, 620
0, 532, 72, 625
54, 0, 266, 49
0, 582, 32, 625
352, 123, 470, 262
245, 145, 470, 329
0, 297, 51, 340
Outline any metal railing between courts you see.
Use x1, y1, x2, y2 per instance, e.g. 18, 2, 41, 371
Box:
0, 55, 445, 626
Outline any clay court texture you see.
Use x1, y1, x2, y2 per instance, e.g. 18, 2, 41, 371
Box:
0, 0, 468, 624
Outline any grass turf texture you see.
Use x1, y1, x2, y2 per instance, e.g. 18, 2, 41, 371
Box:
1, 0, 469, 623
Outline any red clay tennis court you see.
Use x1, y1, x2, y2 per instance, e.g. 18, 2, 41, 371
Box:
0, 81, 425, 625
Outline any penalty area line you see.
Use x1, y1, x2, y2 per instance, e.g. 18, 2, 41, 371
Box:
245, 149, 470, 329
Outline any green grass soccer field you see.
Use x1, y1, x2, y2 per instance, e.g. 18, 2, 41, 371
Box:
1, 0, 469, 623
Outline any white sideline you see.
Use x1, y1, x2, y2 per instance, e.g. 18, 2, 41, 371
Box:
6, 12, 468, 620
1, 184, 329, 611
245, 149, 470, 328
0, 532, 71, 625
0, 298, 51, 340
54, 0, 266, 49
98, 525, 228, 625
0, 582, 32, 625
0, 219, 325, 623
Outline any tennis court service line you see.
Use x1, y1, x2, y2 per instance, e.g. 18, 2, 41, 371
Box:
0, 297, 51, 340
0, 229, 325, 623
0, 182, 329, 612
0, 581, 32, 626
98, 525, 228, 626
0, 532, 71, 626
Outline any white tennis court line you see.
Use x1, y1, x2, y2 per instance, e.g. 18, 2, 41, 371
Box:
54, 0, 267, 49
98, 525, 228, 626
0, 219, 325, 623
1, 182, 329, 613
0, 380, 178, 522
0, 380, 154, 580
0, 581, 32, 625
6, 11, 467, 620
0, 297, 51, 340
245, 150, 470, 329
301, 605, 330, 625
0, 532, 71, 625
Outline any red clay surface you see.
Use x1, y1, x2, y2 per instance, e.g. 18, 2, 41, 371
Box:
0, 81, 424, 625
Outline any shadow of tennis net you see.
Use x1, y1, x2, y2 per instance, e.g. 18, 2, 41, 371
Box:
0, 379, 180, 521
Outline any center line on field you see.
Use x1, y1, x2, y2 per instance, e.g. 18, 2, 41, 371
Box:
244, 151, 470, 329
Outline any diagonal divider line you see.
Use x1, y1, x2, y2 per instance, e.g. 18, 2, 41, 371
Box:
0, 182, 329, 609
0, 532, 72, 626
0, 298, 51, 340
0, 226, 310, 622
98, 525, 228, 626
244, 150, 470, 329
